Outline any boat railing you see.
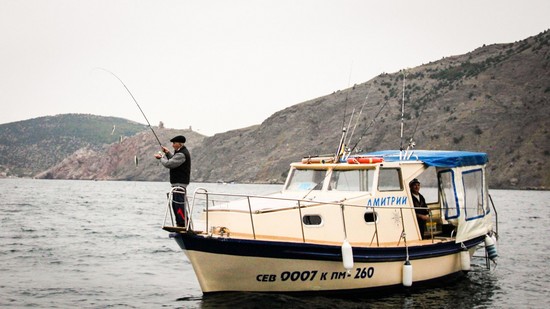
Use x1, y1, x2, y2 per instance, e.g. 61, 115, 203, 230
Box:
488, 193, 499, 239
162, 186, 192, 231
173, 188, 438, 247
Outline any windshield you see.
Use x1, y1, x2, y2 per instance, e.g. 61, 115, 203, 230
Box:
284, 168, 374, 192
284, 169, 327, 191
329, 169, 374, 192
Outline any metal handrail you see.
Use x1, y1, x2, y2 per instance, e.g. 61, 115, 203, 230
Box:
488, 194, 499, 239
246, 196, 256, 239
183, 190, 425, 247
163, 189, 475, 248
192, 191, 411, 211
297, 200, 305, 243
163, 186, 190, 229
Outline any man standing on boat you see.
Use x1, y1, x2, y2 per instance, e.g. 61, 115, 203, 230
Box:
154, 135, 191, 227
409, 178, 430, 239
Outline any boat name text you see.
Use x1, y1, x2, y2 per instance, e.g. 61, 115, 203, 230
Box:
256, 267, 375, 283
366, 196, 408, 207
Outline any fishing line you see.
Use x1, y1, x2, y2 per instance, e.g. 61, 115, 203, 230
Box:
96, 68, 163, 147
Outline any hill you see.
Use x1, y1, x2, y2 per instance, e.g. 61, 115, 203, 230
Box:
35, 127, 205, 181
0, 114, 147, 177
190, 30, 550, 189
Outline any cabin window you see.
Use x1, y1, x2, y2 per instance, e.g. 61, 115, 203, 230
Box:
463, 169, 485, 220
303, 215, 323, 226
414, 166, 439, 203
364, 210, 377, 223
378, 168, 403, 191
285, 169, 327, 191
439, 170, 459, 219
329, 169, 374, 192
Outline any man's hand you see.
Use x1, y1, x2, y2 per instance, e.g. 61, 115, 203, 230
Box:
418, 214, 430, 221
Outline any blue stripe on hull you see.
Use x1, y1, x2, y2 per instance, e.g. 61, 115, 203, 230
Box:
173, 233, 485, 262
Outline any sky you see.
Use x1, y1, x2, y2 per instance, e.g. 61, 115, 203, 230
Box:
1, 0, 549, 136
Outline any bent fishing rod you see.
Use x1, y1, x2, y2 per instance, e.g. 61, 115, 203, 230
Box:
97, 68, 163, 148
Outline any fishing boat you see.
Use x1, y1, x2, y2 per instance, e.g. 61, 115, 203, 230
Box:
162, 147, 499, 294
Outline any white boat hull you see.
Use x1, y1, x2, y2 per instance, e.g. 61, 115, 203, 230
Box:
186, 251, 463, 293
173, 233, 483, 293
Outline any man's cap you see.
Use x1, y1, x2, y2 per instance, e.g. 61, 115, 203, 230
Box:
409, 178, 420, 186
170, 135, 186, 143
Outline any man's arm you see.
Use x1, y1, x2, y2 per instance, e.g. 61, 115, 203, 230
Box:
161, 152, 186, 168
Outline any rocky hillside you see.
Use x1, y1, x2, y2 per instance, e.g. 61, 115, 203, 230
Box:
35, 128, 205, 181
191, 30, 550, 189
1, 30, 549, 189
0, 114, 147, 177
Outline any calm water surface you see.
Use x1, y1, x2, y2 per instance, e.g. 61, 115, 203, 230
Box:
0, 179, 549, 308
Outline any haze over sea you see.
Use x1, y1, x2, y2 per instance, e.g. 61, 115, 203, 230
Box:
1, 179, 549, 308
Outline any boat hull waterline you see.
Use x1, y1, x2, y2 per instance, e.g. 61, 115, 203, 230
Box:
173, 233, 484, 293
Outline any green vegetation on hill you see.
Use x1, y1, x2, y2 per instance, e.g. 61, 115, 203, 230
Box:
0, 114, 145, 146
0, 114, 146, 177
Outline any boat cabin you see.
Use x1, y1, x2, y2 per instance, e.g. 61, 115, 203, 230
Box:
178, 150, 495, 247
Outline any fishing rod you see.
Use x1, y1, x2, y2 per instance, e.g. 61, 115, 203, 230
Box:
336, 96, 350, 161
346, 82, 374, 149
348, 100, 388, 154
342, 66, 356, 147
335, 66, 355, 161
403, 92, 430, 158
97, 68, 163, 148
399, 70, 406, 154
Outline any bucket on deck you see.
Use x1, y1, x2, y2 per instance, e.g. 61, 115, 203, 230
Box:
426, 221, 437, 233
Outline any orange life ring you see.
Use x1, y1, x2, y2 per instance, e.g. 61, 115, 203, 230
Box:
347, 157, 384, 164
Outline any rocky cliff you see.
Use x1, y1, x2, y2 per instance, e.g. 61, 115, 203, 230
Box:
35, 128, 205, 182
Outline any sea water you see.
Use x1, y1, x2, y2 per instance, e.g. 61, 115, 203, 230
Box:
1, 179, 549, 308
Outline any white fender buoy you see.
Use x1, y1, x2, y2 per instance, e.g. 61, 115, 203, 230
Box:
461, 249, 471, 271
484, 235, 498, 261
341, 239, 354, 271
402, 260, 413, 287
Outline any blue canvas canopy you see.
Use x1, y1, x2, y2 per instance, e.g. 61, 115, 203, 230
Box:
363, 150, 488, 168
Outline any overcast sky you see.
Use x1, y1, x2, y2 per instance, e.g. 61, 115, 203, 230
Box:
1, 0, 548, 136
